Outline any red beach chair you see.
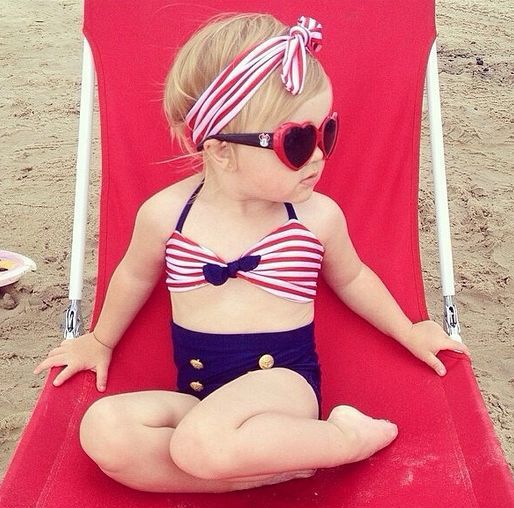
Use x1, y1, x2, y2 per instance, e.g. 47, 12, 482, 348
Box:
1, 1, 513, 507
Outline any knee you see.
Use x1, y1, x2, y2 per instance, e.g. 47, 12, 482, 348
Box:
79, 397, 131, 472
169, 415, 235, 480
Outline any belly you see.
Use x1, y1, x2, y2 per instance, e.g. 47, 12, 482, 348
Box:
170, 277, 314, 333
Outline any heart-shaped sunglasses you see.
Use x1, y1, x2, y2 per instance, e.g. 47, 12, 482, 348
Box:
197, 112, 339, 170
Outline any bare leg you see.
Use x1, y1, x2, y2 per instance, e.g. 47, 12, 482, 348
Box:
214, 407, 397, 479
170, 370, 398, 480
98, 424, 311, 493
80, 390, 312, 493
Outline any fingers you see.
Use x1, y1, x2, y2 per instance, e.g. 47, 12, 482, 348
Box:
33, 356, 75, 386
427, 340, 472, 376
427, 354, 447, 376
47, 346, 66, 358
53, 365, 79, 387
33, 354, 67, 376
34, 335, 111, 391
34, 359, 108, 392
96, 365, 109, 392
41, 340, 74, 361
440, 340, 472, 359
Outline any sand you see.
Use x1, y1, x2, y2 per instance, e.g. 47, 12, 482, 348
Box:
0, 0, 512, 479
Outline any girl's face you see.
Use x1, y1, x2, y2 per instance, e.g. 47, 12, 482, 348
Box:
234, 82, 334, 204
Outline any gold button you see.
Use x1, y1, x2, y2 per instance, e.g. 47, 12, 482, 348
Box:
190, 358, 204, 369
258, 354, 275, 369
190, 381, 204, 392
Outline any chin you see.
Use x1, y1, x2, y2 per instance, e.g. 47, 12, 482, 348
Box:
289, 187, 315, 203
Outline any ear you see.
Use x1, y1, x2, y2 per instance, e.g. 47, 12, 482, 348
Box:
202, 139, 236, 171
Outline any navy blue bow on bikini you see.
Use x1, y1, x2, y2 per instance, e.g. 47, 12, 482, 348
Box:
202, 255, 261, 286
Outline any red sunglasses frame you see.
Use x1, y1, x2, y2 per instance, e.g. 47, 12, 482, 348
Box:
197, 112, 339, 170
273, 112, 339, 169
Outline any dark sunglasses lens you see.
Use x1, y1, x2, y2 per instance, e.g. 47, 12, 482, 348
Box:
323, 118, 338, 156
284, 125, 317, 168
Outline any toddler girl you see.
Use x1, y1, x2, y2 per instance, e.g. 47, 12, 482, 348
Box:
33, 12, 471, 494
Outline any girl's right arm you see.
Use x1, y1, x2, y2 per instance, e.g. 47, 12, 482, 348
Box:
33, 196, 171, 391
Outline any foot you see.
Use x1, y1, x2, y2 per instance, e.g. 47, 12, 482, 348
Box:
327, 405, 398, 464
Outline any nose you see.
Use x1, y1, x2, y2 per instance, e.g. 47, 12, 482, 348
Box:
309, 144, 324, 164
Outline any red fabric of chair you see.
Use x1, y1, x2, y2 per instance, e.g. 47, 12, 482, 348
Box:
1, 1, 513, 507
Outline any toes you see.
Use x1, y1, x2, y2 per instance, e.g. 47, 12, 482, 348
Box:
379, 420, 399, 442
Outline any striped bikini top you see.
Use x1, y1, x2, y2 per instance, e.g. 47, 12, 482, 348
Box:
165, 179, 325, 303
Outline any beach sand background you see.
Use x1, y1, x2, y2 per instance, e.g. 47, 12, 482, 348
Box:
1, 0, 512, 478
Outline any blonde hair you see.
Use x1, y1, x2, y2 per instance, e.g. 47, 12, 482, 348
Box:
163, 12, 329, 172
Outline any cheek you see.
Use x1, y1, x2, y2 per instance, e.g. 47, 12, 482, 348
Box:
236, 146, 300, 198
237, 145, 284, 175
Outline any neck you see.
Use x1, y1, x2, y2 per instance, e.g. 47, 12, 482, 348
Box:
197, 168, 278, 216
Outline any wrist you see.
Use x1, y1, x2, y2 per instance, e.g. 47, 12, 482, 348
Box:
91, 330, 114, 350
391, 320, 414, 345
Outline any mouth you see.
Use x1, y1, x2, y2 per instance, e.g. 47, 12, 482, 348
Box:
301, 172, 320, 184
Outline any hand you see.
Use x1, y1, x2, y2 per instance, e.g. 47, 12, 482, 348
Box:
399, 320, 471, 376
33, 332, 113, 392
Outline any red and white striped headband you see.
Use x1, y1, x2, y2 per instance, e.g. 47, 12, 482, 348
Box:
186, 15, 323, 147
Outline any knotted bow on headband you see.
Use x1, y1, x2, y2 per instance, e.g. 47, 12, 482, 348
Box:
186, 16, 323, 147
203, 255, 261, 286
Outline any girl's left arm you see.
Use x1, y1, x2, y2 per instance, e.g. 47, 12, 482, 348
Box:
319, 196, 471, 376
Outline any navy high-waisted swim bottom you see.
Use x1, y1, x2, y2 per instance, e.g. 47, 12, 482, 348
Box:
171, 321, 322, 418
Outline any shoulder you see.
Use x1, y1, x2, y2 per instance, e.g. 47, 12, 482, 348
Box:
309, 192, 344, 217
135, 172, 205, 243
294, 191, 348, 247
